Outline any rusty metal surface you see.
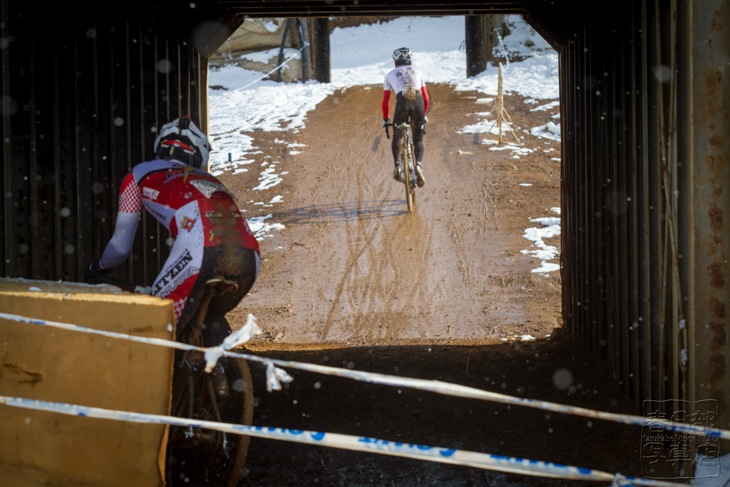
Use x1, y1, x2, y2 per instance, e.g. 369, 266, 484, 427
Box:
685, 0, 729, 421
559, 0, 730, 453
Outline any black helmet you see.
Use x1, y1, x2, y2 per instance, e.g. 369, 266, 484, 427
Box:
153, 115, 211, 170
392, 47, 412, 65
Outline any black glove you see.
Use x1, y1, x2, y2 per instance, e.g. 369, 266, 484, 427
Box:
382, 118, 390, 128
84, 259, 107, 284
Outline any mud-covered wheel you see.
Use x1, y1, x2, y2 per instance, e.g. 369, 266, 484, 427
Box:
166, 352, 255, 487
402, 134, 415, 214
404, 161, 414, 213
225, 357, 254, 486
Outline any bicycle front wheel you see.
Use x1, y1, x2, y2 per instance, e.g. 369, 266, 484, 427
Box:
166, 353, 255, 487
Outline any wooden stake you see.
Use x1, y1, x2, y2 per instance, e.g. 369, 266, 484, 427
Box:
485, 63, 520, 144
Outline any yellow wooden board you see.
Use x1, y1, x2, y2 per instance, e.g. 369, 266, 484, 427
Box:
0, 278, 175, 487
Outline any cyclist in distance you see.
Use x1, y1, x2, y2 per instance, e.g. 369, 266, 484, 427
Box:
86, 115, 260, 347
381, 46, 430, 187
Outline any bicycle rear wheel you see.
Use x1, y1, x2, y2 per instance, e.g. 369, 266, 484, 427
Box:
402, 132, 416, 213
404, 163, 414, 213
166, 352, 254, 487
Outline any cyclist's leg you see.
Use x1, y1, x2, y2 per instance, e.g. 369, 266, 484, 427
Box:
392, 94, 410, 181
391, 141, 403, 182
200, 245, 259, 486
409, 97, 426, 162
390, 130, 400, 162
202, 245, 260, 347
410, 97, 427, 187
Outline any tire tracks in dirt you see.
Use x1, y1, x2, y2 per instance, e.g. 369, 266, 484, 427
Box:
221, 83, 563, 349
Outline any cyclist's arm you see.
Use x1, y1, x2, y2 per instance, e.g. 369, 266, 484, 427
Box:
381, 90, 392, 119
422, 85, 430, 115
380, 90, 391, 120
99, 172, 142, 270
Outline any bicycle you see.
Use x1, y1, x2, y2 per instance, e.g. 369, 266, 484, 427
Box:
385, 120, 418, 213
91, 274, 254, 487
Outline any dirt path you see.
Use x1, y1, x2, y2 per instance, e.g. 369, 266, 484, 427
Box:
223, 84, 562, 348
217, 85, 661, 485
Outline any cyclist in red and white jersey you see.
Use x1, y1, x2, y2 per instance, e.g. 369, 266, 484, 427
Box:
86, 116, 260, 347
381, 46, 430, 187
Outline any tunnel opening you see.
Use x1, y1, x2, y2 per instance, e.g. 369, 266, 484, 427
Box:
206, 13, 564, 349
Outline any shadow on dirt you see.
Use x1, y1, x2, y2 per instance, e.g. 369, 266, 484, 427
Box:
239, 334, 669, 486
270, 199, 408, 225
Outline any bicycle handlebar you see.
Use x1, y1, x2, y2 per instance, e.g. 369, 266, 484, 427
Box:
89, 274, 150, 294
383, 121, 411, 140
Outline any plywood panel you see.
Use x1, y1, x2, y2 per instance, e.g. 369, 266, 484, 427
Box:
0, 278, 175, 487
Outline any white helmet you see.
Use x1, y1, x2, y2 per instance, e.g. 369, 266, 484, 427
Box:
392, 47, 412, 65
153, 115, 211, 170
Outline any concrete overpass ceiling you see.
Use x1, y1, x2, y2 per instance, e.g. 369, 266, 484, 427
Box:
213, 0, 571, 48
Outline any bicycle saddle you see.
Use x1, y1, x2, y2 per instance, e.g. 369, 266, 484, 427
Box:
204, 277, 239, 296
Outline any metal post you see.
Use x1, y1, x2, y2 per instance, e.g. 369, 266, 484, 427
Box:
310, 18, 331, 83
465, 15, 489, 77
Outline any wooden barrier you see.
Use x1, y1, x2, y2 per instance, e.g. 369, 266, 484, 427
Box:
0, 278, 175, 487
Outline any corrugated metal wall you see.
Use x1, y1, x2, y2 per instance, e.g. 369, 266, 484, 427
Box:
1, 2, 220, 286
560, 0, 730, 440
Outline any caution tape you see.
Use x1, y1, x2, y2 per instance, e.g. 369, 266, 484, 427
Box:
0, 395, 691, 487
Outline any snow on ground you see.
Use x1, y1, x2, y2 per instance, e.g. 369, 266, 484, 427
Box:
208, 14, 560, 271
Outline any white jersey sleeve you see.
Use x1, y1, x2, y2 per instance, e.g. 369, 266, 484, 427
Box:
99, 211, 140, 269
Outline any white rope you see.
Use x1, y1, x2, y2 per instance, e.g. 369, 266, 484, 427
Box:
209, 42, 310, 110
0, 395, 692, 487
2, 310, 727, 442
493, 28, 510, 71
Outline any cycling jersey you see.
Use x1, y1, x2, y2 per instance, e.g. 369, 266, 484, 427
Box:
99, 158, 260, 324
384, 65, 424, 97
382, 65, 430, 118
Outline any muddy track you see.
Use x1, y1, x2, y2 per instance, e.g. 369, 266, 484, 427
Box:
220, 84, 563, 348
